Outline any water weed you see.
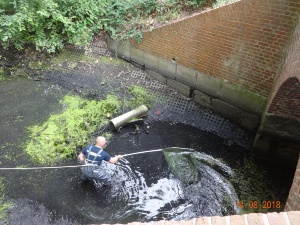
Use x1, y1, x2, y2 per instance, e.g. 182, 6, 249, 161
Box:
25, 94, 121, 164
0, 178, 11, 220
25, 85, 153, 164
125, 85, 154, 109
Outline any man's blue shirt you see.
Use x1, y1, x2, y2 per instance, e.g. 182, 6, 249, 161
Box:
82, 145, 111, 166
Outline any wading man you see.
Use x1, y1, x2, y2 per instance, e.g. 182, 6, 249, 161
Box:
78, 136, 123, 186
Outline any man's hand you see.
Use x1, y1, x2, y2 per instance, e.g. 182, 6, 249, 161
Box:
109, 155, 123, 164
78, 152, 85, 164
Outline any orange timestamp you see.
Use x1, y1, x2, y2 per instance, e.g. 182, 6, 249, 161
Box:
236, 200, 281, 209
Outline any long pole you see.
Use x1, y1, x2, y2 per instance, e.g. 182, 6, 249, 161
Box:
122, 149, 164, 157
0, 150, 164, 170
0, 147, 193, 170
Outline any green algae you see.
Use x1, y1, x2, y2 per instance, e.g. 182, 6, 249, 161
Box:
25, 84, 153, 165
232, 158, 286, 213
25, 94, 121, 164
125, 85, 154, 109
163, 148, 200, 185
0, 178, 11, 220
99, 56, 128, 65
49, 49, 122, 66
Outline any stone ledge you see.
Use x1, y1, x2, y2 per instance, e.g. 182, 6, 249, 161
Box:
91, 211, 300, 225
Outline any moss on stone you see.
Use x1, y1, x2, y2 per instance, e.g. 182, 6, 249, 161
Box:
99, 56, 128, 65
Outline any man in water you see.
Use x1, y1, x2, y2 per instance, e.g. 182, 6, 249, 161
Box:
78, 136, 123, 186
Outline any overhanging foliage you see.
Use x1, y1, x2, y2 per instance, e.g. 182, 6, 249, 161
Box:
0, 0, 210, 53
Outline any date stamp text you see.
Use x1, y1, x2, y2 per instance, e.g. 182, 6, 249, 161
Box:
236, 201, 281, 209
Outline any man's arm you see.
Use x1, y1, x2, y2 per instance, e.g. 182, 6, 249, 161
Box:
108, 155, 123, 164
78, 152, 85, 164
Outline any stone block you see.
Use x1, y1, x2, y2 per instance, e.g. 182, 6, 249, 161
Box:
261, 115, 300, 141
166, 78, 190, 97
246, 213, 265, 225
211, 98, 241, 125
158, 58, 176, 79
176, 64, 197, 88
115, 39, 131, 61
240, 110, 260, 131
195, 217, 210, 225
195, 72, 222, 97
287, 211, 300, 225
144, 52, 159, 72
107, 36, 130, 61
127, 223, 141, 225
152, 222, 165, 225
211, 215, 229, 225
230, 215, 247, 225
267, 212, 289, 225
106, 35, 117, 54
130, 47, 145, 66
177, 219, 193, 225
145, 69, 167, 84
193, 90, 211, 108
219, 81, 267, 116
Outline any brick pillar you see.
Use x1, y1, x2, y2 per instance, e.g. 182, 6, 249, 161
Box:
285, 154, 300, 211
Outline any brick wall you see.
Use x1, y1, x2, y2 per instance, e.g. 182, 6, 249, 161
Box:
267, 15, 300, 118
130, 0, 300, 98
252, 14, 300, 165
268, 77, 300, 118
285, 155, 300, 211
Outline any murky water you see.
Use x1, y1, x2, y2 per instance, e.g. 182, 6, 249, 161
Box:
0, 77, 295, 224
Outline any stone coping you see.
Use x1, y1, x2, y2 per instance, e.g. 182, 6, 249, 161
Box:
92, 211, 300, 225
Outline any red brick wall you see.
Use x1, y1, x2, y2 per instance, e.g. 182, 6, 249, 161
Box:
267, 15, 300, 118
130, 0, 300, 98
285, 155, 300, 211
268, 77, 300, 118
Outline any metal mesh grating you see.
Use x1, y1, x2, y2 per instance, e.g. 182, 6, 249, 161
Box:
35, 41, 254, 149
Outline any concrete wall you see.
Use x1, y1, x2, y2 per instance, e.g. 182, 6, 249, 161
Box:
108, 0, 300, 131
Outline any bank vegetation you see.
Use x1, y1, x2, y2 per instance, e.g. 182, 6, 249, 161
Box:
0, 0, 236, 53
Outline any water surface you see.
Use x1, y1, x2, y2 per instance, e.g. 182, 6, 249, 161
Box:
0, 77, 294, 224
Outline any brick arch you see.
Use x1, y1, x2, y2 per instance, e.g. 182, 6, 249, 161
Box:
268, 77, 300, 119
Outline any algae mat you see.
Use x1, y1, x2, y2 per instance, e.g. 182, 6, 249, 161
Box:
163, 148, 200, 185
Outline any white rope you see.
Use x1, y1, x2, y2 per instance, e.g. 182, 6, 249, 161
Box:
0, 164, 90, 170
0, 147, 193, 170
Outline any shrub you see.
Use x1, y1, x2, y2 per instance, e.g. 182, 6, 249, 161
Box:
0, 0, 210, 53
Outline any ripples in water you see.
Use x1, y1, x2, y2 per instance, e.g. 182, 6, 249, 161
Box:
81, 148, 239, 222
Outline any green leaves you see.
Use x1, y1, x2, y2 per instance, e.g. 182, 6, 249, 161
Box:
125, 85, 153, 109
25, 94, 121, 164
0, 0, 209, 52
